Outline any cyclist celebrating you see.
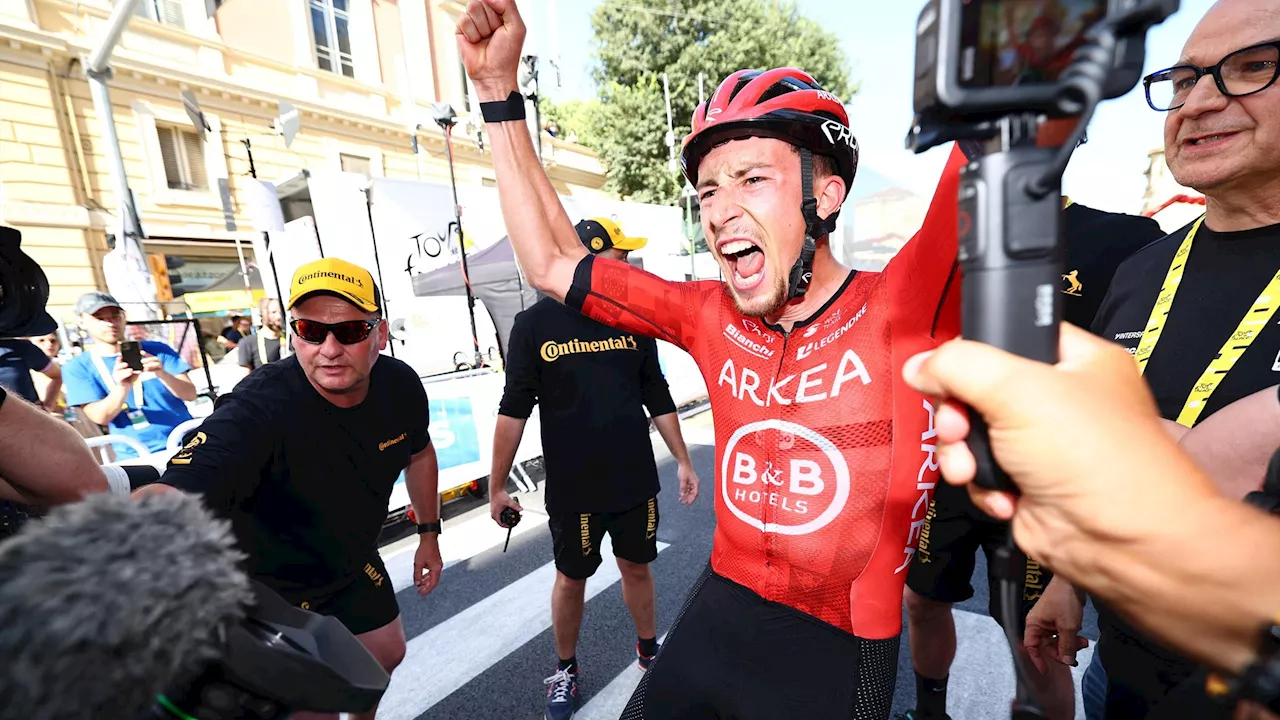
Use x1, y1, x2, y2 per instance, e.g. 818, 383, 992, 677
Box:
457, 1, 965, 715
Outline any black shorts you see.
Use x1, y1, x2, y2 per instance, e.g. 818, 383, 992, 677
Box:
621, 567, 899, 720
274, 554, 399, 636
1095, 628, 1199, 719
548, 497, 659, 580
905, 481, 1050, 630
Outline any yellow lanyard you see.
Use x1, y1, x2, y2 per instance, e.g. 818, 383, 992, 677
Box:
257, 331, 269, 366
1133, 216, 1280, 427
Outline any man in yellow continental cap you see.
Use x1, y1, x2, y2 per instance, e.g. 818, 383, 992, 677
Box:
489, 217, 700, 720
141, 257, 443, 720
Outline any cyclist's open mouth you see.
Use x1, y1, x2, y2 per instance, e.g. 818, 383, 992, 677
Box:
720, 238, 766, 291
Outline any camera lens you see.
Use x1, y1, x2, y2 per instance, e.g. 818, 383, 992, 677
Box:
0, 226, 54, 338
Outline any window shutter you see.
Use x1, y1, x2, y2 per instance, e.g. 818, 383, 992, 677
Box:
156, 0, 186, 27
181, 130, 208, 190
158, 127, 184, 190
340, 153, 371, 175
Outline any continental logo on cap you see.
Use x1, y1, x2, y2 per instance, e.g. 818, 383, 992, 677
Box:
298, 271, 365, 287
541, 336, 638, 362
170, 431, 207, 466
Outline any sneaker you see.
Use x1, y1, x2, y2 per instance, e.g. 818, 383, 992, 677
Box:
636, 641, 660, 671
544, 665, 579, 720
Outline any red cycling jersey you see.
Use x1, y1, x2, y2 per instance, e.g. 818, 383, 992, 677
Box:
566, 145, 966, 639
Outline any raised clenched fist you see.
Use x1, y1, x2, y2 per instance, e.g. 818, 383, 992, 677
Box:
455, 0, 526, 101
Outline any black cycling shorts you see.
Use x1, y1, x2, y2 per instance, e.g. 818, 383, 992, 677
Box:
905, 481, 1049, 631
621, 567, 899, 720
548, 497, 659, 580
274, 553, 399, 636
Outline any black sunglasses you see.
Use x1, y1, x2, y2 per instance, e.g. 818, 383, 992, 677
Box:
1143, 40, 1280, 111
290, 318, 378, 345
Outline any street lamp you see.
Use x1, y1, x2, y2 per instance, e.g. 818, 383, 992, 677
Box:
430, 102, 484, 371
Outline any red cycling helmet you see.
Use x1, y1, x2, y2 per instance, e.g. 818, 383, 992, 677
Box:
680, 68, 858, 190
681, 68, 858, 300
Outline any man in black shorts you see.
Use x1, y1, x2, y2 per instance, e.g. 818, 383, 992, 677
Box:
137, 257, 444, 720
1028, 2, 1280, 716
899, 132, 1165, 720
488, 217, 699, 720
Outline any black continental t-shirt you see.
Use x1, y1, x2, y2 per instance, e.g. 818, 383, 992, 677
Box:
499, 297, 677, 516
1060, 202, 1166, 329
162, 354, 430, 594
1091, 218, 1280, 686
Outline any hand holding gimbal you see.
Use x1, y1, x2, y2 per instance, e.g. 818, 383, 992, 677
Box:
908, 1, 1179, 716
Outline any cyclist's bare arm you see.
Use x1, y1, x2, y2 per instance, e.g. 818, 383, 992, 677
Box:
456, 0, 586, 303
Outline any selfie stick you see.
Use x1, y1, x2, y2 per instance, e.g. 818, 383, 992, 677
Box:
959, 40, 1109, 720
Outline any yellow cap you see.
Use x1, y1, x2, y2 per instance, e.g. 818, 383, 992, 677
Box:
575, 217, 647, 253
287, 257, 380, 312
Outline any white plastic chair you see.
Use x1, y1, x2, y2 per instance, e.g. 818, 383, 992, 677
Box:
166, 418, 206, 451
85, 435, 151, 464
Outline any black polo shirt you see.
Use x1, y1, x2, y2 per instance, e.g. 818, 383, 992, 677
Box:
1090, 217, 1280, 714
162, 354, 430, 594
1060, 201, 1166, 329
499, 297, 677, 515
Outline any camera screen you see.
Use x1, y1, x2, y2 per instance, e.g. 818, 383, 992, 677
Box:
959, 0, 1106, 89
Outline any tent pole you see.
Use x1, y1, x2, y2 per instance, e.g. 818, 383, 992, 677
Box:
363, 186, 395, 358
442, 124, 484, 369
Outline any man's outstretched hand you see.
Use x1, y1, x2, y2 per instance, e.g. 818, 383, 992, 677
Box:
455, 0, 526, 101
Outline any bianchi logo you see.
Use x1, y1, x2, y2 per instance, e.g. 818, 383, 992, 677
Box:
723, 323, 775, 360
720, 420, 850, 536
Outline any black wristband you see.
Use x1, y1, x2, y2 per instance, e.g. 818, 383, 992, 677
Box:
416, 521, 442, 535
480, 91, 527, 123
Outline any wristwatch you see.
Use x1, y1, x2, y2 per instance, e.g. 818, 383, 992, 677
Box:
416, 521, 442, 535
1206, 616, 1280, 713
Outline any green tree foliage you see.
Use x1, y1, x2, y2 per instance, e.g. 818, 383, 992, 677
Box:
545, 0, 856, 206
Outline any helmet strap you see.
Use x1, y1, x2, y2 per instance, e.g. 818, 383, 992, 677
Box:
788, 149, 837, 301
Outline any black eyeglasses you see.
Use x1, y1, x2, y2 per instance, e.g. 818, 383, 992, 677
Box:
290, 318, 378, 345
1143, 40, 1280, 111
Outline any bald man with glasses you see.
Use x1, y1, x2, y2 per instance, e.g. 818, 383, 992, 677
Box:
1023, 2, 1280, 718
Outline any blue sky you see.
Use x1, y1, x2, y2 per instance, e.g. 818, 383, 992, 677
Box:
522, 0, 1217, 213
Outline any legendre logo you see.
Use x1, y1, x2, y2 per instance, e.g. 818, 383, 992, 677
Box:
541, 335, 638, 362
298, 271, 365, 287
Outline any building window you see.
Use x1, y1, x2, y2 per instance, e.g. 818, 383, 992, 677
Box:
137, 0, 186, 27
311, 0, 354, 78
340, 153, 371, 175
157, 125, 208, 191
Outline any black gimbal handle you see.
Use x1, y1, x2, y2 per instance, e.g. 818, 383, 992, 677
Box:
957, 145, 1064, 495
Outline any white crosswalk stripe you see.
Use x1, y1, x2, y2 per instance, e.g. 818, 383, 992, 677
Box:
378, 535, 670, 720
379, 508, 550, 593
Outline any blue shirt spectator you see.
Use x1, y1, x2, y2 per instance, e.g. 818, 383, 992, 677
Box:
62, 292, 197, 459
